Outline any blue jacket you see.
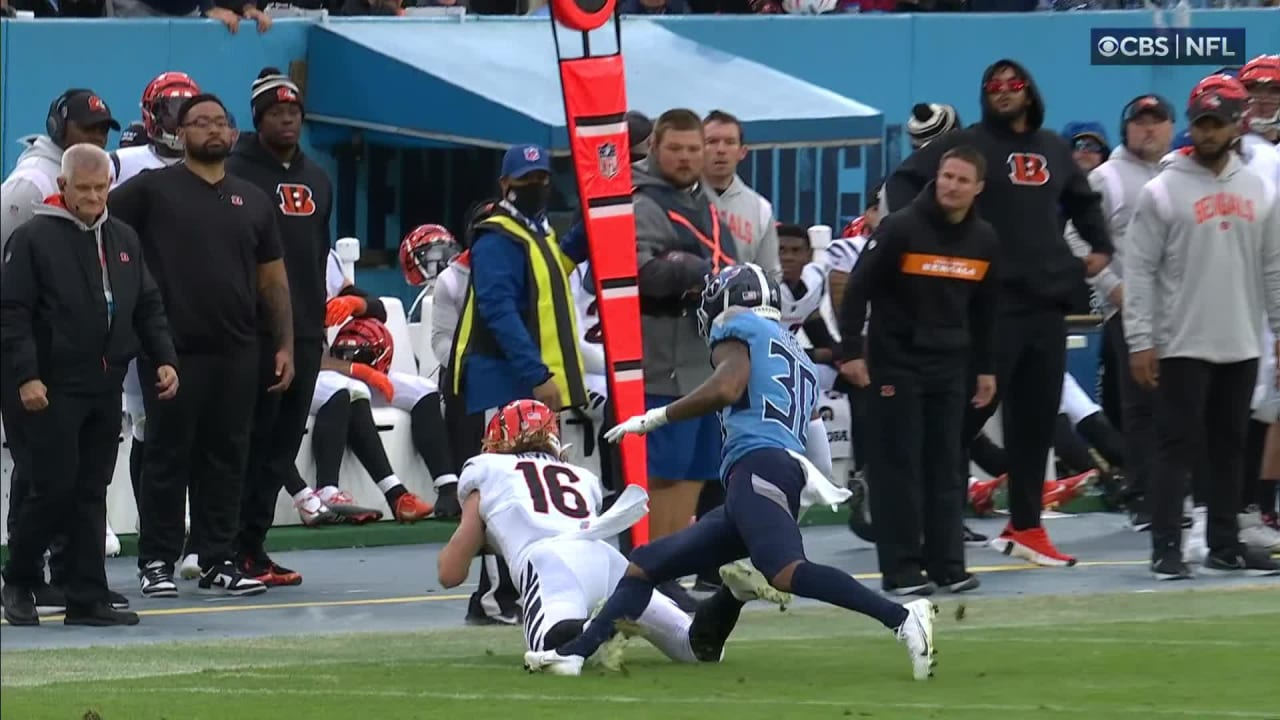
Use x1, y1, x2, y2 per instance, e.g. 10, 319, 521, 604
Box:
463, 216, 589, 414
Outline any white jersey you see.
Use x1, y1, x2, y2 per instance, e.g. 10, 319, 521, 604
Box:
779, 263, 826, 332
459, 451, 605, 573
110, 144, 180, 188
823, 236, 869, 274
325, 249, 348, 301
568, 263, 609, 402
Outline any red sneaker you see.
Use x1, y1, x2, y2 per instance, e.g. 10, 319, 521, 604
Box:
969, 474, 1007, 516
1042, 470, 1097, 510
989, 525, 1077, 567
394, 492, 434, 523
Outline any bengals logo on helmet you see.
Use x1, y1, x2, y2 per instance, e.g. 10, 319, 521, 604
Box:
276, 183, 316, 216
87, 95, 107, 113
1007, 153, 1051, 186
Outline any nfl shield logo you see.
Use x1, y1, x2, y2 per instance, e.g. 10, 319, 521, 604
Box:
598, 142, 619, 180
524, 146, 540, 162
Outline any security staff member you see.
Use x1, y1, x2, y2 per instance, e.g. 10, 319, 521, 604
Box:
0, 144, 177, 627
109, 94, 293, 600
840, 146, 998, 596
227, 68, 334, 585
450, 144, 588, 626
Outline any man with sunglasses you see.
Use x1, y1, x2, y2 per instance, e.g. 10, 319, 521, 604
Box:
886, 59, 1113, 568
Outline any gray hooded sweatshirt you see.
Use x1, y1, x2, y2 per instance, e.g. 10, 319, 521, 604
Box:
708, 174, 780, 279
1, 135, 63, 254
1124, 151, 1280, 363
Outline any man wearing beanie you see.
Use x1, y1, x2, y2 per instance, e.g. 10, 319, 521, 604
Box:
227, 68, 336, 587
907, 103, 961, 150
627, 110, 653, 163
886, 59, 1113, 568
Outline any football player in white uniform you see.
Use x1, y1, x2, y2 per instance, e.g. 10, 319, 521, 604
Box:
439, 399, 787, 675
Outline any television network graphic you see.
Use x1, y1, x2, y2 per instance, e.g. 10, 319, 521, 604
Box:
546, 0, 651, 546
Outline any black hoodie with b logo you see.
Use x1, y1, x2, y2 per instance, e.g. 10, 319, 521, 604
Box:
885, 59, 1113, 312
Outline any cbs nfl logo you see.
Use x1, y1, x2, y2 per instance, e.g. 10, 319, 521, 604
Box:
1092, 28, 1245, 66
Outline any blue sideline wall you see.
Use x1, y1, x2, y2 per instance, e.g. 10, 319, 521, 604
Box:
2, 11, 1276, 301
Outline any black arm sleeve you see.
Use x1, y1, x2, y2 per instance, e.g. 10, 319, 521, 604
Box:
338, 285, 387, 323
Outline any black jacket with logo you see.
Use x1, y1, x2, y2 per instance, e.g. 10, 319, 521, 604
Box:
885, 59, 1112, 311
839, 183, 999, 376
227, 134, 334, 341
0, 200, 177, 394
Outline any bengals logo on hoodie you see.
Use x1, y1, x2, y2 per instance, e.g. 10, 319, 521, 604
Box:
1007, 153, 1051, 186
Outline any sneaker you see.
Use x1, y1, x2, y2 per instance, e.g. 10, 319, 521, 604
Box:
465, 612, 520, 626
934, 573, 980, 594
968, 475, 1006, 516
523, 649, 585, 676
241, 554, 303, 587
719, 560, 792, 610
1151, 545, 1193, 581
1201, 546, 1280, 577
1042, 470, 1096, 510
1182, 506, 1208, 564
320, 489, 383, 524
894, 598, 938, 681
105, 524, 121, 558
1, 583, 39, 626
198, 561, 268, 597
64, 603, 140, 627
990, 525, 1077, 567
1238, 506, 1280, 553
884, 572, 936, 597
847, 473, 876, 542
295, 493, 339, 527
33, 583, 67, 614
108, 589, 130, 610
179, 553, 201, 581
963, 526, 988, 544
393, 492, 434, 523
1128, 509, 1152, 533
139, 561, 178, 598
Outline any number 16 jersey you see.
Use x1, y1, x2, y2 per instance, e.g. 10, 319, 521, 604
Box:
458, 451, 606, 572
711, 308, 820, 479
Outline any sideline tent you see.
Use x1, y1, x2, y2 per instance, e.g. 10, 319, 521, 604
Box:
305, 18, 882, 151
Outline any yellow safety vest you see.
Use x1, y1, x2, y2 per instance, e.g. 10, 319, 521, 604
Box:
451, 213, 588, 409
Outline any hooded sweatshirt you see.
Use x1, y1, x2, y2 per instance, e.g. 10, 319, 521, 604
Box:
1065, 145, 1164, 320
226, 132, 334, 341
1123, 151, 1280, 364
1, 135, 63, 254
885, 59, 1113, 312
708, 174, 780, 278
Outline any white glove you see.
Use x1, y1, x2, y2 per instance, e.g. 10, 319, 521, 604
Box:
603, 406, 670, 443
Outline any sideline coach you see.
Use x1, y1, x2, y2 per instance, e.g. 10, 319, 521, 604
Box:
0, 144, 177, 626
109, 94, 293, 598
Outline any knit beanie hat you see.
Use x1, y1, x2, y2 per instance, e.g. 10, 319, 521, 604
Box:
626, 110, 653, 161
251, 67, 304, 128
907, 103, 960, 149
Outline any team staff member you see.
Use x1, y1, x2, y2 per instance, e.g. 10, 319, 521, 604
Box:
1124, 79, 1280, 580
703, 110, 779, 277
226, 68, 334, 586
0, 145, 177, 627
886, 59, 1113, 567
109, 94, 293, 599
840, 147, 998, 596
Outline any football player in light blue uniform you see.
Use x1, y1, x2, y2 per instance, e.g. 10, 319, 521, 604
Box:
524, 263, 938, 680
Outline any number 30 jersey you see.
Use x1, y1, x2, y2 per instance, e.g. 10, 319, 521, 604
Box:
458, 451, 606, 570
711, 308, 820, 478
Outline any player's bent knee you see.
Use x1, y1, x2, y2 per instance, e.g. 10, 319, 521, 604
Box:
768, 560, 804, 593
623, 561, 651, 582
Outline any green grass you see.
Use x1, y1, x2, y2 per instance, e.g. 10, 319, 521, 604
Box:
3, 587, 1276, 720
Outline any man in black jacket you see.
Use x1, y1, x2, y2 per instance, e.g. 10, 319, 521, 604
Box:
0, 144, 178, 626
226, 68, 334, 587
885, 59, 1113, 567
841, 146, 998, 595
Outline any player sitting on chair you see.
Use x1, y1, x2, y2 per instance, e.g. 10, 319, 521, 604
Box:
438, 398, 789, 676
309, 316, 450, 523
524, 263, 939, 681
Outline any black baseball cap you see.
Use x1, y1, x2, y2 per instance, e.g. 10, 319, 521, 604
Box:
1123, 94, 1174, 124
65, 90, 120, 131
1187, 90, 1243, 125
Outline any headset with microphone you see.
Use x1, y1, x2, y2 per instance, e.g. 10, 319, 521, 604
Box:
45, 88, 95, 148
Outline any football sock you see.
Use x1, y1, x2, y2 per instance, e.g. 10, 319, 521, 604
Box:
791, 561, 908, 630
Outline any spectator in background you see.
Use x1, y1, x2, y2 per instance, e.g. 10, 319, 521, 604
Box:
0, 144, 177, 627
1240, 55, 1280, 148
109, 94, 293, 600
1062, 122, 1111, 173
226, 69, 335, 587
1123, 79, 1280, 580
110, 0, 269, 31
632, 108, 737, 609
627, 111, 653, 164
907, 103, 961, 151
618, 0, 689, 13
3, 89, 119, 254
830, 185, 882, 314
704, 110, 780, 278
1065, 94, 1175, 530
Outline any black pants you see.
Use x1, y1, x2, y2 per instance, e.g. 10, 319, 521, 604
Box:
2, 391, 71, 586
2, 390, 119, 607
962, 308, 1066, 531
137, 349, 257, 571
866, 366, 967, 586
1150, 358, 1257, 555
1105, 315, 1156, 509
237, 338, 324, 555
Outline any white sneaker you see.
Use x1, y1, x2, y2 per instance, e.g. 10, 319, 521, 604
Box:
179, 553, 201, 580
524, 649, 585, 676
719, 560, 793, 610
1182, 506, 1208, 565
1239, 507, 1280, 552
105, 524, 121, 558
894, 598, 938, 681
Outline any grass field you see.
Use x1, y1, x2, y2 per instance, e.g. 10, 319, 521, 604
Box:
2, 586, 1277, 720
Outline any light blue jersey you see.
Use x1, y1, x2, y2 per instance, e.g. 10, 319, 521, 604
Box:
709, 307, 820, 479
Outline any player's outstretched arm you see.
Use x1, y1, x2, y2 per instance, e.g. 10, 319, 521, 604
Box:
438, 492, 486, 588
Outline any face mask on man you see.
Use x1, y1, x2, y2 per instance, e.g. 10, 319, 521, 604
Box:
506, 183, 551, 218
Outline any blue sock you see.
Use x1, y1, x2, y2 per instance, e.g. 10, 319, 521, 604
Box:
791, 562, 908, 630
556, 575, 653, 659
